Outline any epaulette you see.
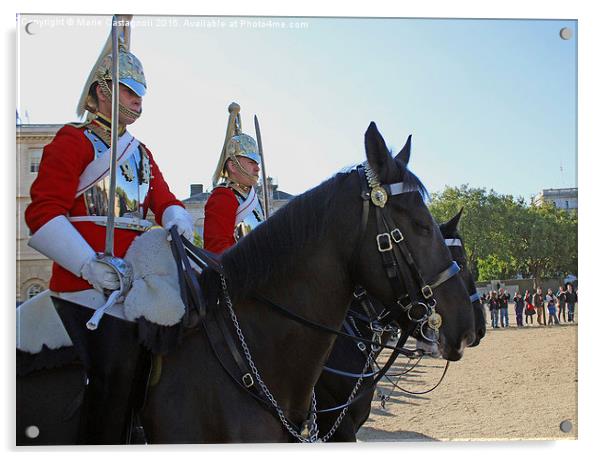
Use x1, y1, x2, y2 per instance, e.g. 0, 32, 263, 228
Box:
139, 143, 149, 158
215, 182, 248, 199
66, 120, 93, 129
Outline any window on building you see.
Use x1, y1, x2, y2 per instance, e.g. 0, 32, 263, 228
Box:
26, 283, 44, 299
565, 200, 569, 209
30, 149, 42, 173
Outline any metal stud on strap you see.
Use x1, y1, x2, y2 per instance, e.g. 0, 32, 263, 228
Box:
353, 287, 367, 298
242, 373, 254, 388
390, 228, 404, 243
421, 285, 434, 299
376, 233, 393, 252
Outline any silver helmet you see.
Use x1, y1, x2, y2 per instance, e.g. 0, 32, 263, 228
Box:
212, 102, 260, 186
76, 17, 147, 119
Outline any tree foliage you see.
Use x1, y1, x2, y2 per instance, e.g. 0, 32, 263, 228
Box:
429, 185, 577, 283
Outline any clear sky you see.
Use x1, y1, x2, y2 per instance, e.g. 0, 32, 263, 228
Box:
17, 14, 577, 202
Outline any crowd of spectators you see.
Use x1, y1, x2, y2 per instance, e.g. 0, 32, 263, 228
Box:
480, 283, 577, 328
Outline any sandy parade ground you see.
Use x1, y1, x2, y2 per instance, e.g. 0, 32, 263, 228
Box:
356, 304, 578, 442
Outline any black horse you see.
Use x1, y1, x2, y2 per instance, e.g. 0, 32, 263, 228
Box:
313, 209, 487, 442
139, 123, 475, 443
439, 209, 486, 347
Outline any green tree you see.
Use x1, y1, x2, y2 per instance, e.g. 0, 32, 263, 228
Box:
428, 185, 577, 284
429, 185, 517, 280
514, 203, 577, 287
193, 231, 203, 248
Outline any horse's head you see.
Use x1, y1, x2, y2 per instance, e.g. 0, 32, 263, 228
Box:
439, 209, 486, 347
352, 122, 475, 361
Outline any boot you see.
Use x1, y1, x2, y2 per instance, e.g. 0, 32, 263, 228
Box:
54, 297, 145, 445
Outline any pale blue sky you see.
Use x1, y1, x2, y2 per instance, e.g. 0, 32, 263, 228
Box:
17, 14, 577, 201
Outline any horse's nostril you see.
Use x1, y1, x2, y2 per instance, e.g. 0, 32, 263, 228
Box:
463, 331, 476, 347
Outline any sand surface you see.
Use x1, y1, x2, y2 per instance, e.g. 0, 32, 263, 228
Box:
356, 304, 578, 442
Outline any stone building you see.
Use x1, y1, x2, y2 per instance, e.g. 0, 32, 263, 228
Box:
16, 124, 60, 303
533, 187, 578, 211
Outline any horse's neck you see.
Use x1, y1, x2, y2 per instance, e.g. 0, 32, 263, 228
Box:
233, 250, 353, 417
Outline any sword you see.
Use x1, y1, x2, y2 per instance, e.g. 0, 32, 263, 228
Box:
86, 15, 133, 330
105, 15, 120, 256
254, 115, 270, 219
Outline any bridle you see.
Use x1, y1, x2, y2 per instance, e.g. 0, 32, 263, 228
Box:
353, 163, 461, 343
444, 238, 482, 306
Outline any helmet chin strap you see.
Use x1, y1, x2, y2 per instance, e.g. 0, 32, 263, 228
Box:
97, 76, 142, 122
229, 155, 259, 183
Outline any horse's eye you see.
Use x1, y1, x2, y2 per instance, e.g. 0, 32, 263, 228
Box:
413, 221, 431, 235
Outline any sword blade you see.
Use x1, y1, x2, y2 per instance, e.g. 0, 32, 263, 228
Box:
104, 15, 120, 257
254, 115, 270, 219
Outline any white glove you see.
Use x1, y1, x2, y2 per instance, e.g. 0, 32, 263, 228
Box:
81, 257, 121, 293
162, 205, 194, 241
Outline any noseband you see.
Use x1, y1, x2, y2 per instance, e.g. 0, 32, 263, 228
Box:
444, 238, 482, 306
354, 163, 461, 342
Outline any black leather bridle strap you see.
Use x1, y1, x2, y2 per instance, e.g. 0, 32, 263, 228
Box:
428, 261, 461, 290
348, 165, 372, 280
379, 206, 460, 301
169, 228, 206, 321
251, 292, 416, 357
180, 236, 224, 275
374, 206, 408, 301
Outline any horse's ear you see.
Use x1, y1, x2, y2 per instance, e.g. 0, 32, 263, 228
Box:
364, 122, 400, 183
444, 208, 464, 234
394, 134, 412, 166
439, 208, 464, 237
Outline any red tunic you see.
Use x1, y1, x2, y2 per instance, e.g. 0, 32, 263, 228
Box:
25, 124, 183, 292
203, 187, 239, 254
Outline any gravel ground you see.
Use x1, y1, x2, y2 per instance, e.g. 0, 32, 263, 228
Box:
357, 305, 578, 442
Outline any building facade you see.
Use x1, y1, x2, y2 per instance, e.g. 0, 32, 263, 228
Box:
533, 188, 578, 211
16, 124, 60, 303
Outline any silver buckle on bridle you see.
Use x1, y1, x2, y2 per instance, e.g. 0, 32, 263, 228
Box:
376, 233, 393, 252
390, 228, 404, 243
242, 373, 254, 388
421, 285, 434, 299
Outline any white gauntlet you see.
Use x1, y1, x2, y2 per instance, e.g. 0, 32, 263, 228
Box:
80, 257, 121, 292
162, 205, 194, 241
28, 215, 95, 276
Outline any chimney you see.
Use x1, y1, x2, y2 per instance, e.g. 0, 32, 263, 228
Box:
190, 184, 204, 197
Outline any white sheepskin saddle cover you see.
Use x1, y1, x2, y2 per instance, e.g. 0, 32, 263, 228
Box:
122, 227, 186, 325
16, 228, 186, 354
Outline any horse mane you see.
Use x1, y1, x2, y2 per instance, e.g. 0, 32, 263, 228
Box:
221, 172, 351, 300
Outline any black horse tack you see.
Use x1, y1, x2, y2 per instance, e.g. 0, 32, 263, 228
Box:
314, 211, 486, 441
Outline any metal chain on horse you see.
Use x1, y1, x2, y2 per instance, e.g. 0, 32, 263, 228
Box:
316, 348, 377, 442
221, 274, 380, 443
220, 275, 316, 442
